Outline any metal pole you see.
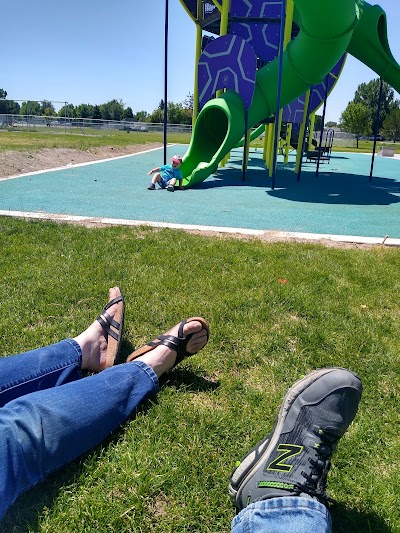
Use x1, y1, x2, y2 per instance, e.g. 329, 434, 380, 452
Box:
369, 77, 384, 181
271, 0, 287, 190
316, 74, 330, 177
163, 0, 169, 164
64, 102, 67, 134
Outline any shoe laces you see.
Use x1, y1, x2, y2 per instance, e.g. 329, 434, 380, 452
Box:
297, 427, 339, 504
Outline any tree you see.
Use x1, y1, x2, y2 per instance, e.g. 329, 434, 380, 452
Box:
58, 103, 76, 118
382, 105, 400, 142
20, 101, 41, 115
98, 99, 124, 121
158, 99, 165, 110
183, 92, 194, 111
0, 99, 21, 115
149, 108, 163, 123
123, 106, 134, 120
135, 110, 149, 122
339, 102, 371, 148
0, 90, 20, 114
92, 105, 102, 122
326, 121, 337, 128
167, 101, 192, 124
314, 115, 323, 131
353, 79, 395, 130
76, 104, 94, 119
40, 100, 55, 115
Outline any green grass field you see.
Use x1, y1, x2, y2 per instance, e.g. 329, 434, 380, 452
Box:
0, 218, 399, 532
2, 128, 400, 155
0, 130, 191, 152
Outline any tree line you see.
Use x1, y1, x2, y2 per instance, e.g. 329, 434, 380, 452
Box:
0, 89, 194, 125
339, 79, 400, 147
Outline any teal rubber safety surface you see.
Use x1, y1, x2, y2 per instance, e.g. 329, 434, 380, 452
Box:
1, 145, 400, 238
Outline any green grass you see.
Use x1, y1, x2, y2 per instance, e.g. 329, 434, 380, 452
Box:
249, 139, 400, 154
0, 130, 191, 153
3, 129, 400, 156
0, 218, 399, 532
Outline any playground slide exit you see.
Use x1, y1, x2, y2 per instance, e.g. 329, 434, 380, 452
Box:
181, 0, 400, 187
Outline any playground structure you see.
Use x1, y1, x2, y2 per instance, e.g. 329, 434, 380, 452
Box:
178, 0, 400, 188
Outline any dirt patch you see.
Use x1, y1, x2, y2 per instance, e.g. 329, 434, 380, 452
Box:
0, 143, 162, 179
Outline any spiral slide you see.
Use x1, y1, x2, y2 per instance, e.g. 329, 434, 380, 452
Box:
181, 0, 400, 188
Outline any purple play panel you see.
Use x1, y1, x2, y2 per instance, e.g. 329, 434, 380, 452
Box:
195, 0, 346, 123
198, 35, 257, 110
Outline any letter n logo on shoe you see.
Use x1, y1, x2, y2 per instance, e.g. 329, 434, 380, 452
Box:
267, 444, 303, 472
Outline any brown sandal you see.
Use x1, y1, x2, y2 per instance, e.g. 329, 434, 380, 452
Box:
127, 317, 209, 367
96, 288, 125, 367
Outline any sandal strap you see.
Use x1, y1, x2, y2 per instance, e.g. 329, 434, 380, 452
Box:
101, 310, 121, 331
148, 334, 179, 351
102, 295, 123, 312
97, 315, 120, 341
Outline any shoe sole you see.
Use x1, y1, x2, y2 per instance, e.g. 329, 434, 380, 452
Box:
228, 367, 360, 505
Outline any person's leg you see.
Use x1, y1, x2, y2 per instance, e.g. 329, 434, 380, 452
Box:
229, 368, 362, 533
148, 173, 162, 189
0, 319, 208, 519
0, 288, 124, 407
167, 178, 177, 191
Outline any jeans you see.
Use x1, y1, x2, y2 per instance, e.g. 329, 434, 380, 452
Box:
0, 339, 159, 519
231, 497, 332, 532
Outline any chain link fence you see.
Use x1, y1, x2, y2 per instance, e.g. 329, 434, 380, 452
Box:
0, 114, 192, 135
313, 130, 356, 148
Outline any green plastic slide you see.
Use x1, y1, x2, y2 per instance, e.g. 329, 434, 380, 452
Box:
181, 0, 400, 188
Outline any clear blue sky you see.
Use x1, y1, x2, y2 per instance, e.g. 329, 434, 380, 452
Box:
2, 0, 400, 122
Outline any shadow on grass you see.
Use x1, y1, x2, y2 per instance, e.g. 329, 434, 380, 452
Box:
331, 501, 392, 533
0, 365, 219, 531
160, 367, 220, 393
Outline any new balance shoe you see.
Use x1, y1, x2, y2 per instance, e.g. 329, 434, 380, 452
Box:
167, 184, 175, 192
229, 367, 362, 510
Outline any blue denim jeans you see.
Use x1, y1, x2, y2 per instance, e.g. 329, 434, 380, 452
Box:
0, 339, 158, 519
231, 497, 332, 532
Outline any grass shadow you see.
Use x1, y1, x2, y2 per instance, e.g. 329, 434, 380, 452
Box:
331, 501, 392, 532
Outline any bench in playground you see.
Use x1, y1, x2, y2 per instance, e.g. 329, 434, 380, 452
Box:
377, 147, 395, 157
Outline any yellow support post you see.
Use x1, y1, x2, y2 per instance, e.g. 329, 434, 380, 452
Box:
284, 122, 292, 164
262, 125, 268, 160
283, 0, 294, 46
216, 0, 229, 98
308, 112, 316, 152
295, 90, 311, 173
267, 122, 275, 175
192, 2, 203, 127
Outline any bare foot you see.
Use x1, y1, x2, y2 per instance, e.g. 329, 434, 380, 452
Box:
130, 319, 209, 378
75, 287, 124, 372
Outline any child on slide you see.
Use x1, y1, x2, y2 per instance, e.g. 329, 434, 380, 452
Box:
147, 155, 183, 192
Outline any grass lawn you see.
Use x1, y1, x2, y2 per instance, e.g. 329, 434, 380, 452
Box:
0, 218, 399, 532
0, 130, 191, 152
3, 128, 400, 156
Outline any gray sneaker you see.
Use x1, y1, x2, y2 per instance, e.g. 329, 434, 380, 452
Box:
147, 183, 155, 190
229, 368, 362, 510
167, 184, 175, 192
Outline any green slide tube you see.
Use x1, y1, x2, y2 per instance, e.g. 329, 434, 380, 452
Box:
236, 124, 265, 149
347, 0, 400, 93
181, 0, 358, 187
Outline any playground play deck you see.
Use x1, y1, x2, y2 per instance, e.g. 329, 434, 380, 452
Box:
0, 145, 399, 245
